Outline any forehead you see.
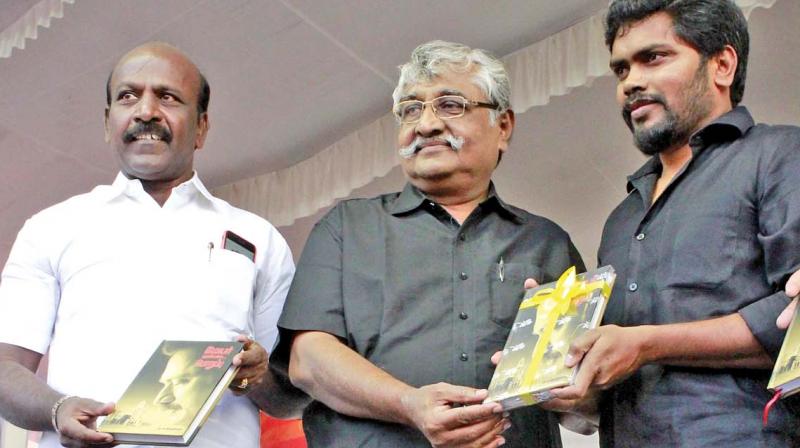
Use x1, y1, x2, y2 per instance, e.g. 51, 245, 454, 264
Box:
160, 351, 194, 380
610, 12, 691, 59
110, 50, 200, 96
402, 69, 485, 100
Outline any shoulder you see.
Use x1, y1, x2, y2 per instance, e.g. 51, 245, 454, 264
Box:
506, 204, 574, 241
24, 185, 113, 231
318, 192, 402, 225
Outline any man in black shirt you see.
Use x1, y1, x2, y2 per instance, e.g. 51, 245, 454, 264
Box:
546, 1, 800, 446
271, 40, 583, 447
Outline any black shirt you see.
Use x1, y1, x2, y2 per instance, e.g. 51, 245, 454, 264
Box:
598, 107, 800, 446
274, 183, 584, 447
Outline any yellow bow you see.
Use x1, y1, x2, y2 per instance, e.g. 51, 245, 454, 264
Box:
518, 267, 609, 392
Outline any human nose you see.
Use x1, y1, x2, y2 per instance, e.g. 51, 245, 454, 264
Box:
415, 102, 445, 136
154, 383, 175, 405
133, 92, 162, 122
621, 65, 646, 97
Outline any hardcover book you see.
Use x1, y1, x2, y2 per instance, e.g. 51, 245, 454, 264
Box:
98, 340, 243, 446
768, 299, 800, 397
486, 266, 615, 410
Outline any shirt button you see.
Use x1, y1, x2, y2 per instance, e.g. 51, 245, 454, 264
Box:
460, 353, 469, 361
459, 312, 469, 320
460, 272, 468, 280
635, 233, 645, 241
458, 234, 466, 242
628, 282, 638, 292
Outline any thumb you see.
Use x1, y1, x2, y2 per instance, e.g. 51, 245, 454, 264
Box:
778, 299, 797, 330
524, 278, 539, 289
787, 270, 800, 298
439, 385, 488, 405
565, 329, 601, 368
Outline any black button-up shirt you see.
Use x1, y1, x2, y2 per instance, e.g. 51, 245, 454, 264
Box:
598, 107, 800, 446
275, 183, 584, 447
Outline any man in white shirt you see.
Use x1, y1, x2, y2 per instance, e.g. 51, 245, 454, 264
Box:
0, 42, 295, 448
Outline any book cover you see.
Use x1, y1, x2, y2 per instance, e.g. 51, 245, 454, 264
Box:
486, 266, 615, 410
99, 340, 243, 446
768, 299, 800, 396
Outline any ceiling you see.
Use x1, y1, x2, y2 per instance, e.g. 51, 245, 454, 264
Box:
0, 0, 608, 262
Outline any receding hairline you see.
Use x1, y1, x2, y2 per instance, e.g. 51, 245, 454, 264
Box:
106, 42, 207, 112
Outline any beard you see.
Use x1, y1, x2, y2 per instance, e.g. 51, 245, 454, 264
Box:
622, 62, 712, 156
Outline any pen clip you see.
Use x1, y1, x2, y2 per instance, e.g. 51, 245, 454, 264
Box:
498, 257, 505, 282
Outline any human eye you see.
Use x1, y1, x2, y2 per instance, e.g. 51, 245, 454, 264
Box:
612, 65, 629, 80
116, 91, 137, 103
644, 51, 666, 64
435, 96, 465, 115
399, 101, 422, 120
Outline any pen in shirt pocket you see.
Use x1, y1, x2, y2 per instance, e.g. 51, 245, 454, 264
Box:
498, 257, 505, 282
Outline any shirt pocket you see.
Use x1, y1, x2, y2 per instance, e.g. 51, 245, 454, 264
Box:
658, 210, 739, 290
199, 248, 257, 332
489, 263, 542, 330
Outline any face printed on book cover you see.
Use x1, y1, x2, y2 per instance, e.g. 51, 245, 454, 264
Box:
153, 349, 215, 424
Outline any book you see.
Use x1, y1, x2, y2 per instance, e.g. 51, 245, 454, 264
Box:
485, 266, 615, 410
768, 298, 800, 397
98, 340, 243, 446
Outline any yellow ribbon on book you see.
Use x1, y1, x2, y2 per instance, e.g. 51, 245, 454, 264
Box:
518, 266, 610, 391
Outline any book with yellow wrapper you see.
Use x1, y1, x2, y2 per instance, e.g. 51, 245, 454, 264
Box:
485, 266, 615, 410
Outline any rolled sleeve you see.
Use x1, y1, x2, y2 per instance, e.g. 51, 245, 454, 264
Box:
739, 290, 793, 358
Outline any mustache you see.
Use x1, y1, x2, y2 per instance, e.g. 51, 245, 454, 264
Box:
122, 121, 172, 144
621, 93, 666, 131
398, 135, 465, 159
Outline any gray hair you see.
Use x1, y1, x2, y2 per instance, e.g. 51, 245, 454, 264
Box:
392, 40, 511, 125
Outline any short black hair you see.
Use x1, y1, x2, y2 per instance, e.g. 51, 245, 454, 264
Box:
605, 0, 749, 106
105, 69, 211, 115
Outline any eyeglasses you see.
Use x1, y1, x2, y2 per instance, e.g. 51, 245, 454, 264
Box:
393, 95, 500, 124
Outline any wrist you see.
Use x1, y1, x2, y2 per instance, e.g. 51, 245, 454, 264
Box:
397, 385, 421, 428
635, 325, 659, 365
51, 395, 75, 434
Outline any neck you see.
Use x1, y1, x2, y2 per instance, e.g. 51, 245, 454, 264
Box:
128, 171, 194, 207
419, 180, 491, 224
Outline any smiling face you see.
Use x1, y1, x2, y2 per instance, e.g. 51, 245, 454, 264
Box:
104, 43, 208, 184
610, 12, 717, 155
396, 69, 513, 197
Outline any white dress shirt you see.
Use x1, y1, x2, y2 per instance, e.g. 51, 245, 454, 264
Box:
0, 172, 295, 448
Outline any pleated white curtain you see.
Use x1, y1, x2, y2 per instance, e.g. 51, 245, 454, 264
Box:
0, 0, 777, 227
213, 0, 777, 227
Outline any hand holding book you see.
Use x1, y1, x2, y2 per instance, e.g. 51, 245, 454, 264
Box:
229, 334, 267, 395
53, 396, 115, 447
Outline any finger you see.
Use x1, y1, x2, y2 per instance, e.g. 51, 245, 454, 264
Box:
233, 342, 266, 367
787, 270, 800, 297
437, 414, 504, 445
537, 396, 578, 413
564, 329, 601, 367
433, 384, 489, 406
60, 421, 115, 445
490, 351, 502, 366
440, 403, 503, 430
778, 298, 798, 329
523, 278, 539, 289
467, 417, 510, 447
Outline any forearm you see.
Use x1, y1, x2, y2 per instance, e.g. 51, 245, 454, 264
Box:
288, 331, 415, 426
248, 367, 311, 419
0, 346, 57, 431
639, 313, 773, 369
